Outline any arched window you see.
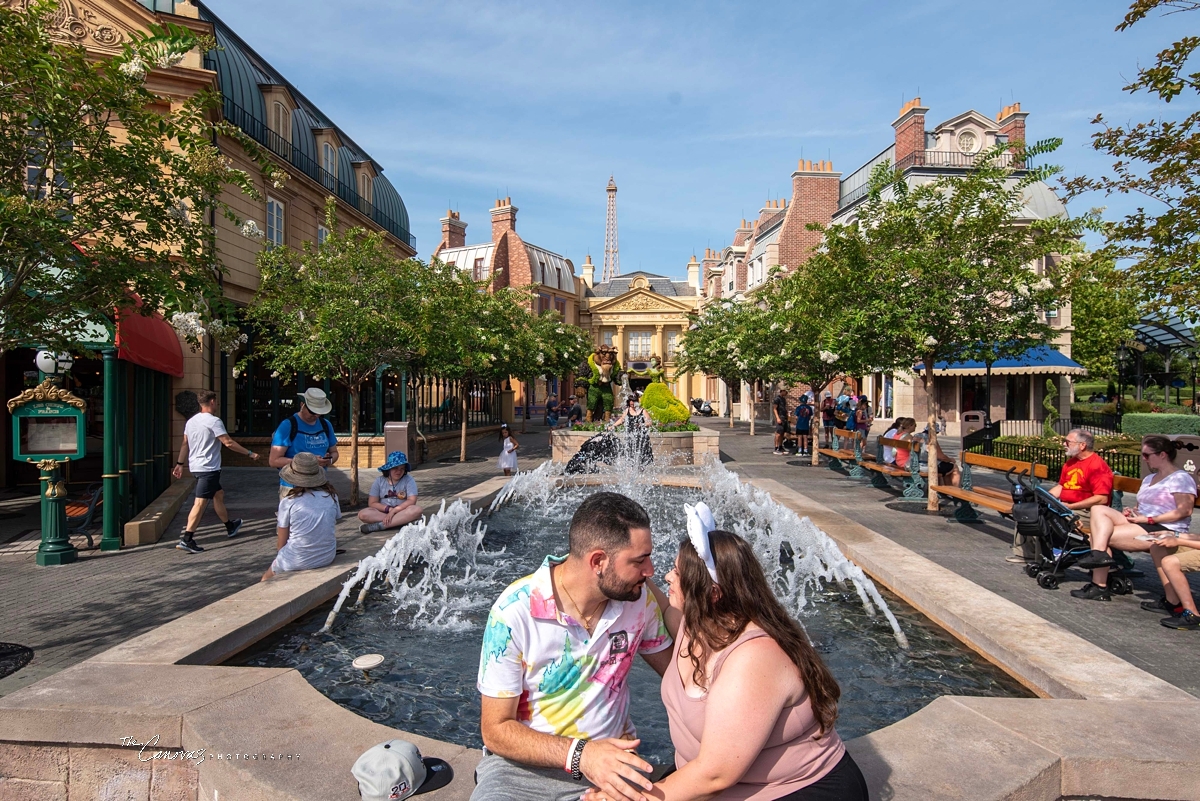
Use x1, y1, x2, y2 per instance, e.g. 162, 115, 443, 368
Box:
359, 173, 372, 203
272, 102, 290, 145
321, 143, 336, 189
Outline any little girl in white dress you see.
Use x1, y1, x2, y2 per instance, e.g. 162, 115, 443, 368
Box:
498, 424, 519, 476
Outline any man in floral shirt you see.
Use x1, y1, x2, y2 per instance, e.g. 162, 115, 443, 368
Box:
475, 492, 673, 801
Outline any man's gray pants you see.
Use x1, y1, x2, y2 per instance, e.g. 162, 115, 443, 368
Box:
470, 751, 586, 801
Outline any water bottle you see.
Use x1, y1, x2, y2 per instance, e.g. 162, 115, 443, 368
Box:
1011, 477, 1027, 505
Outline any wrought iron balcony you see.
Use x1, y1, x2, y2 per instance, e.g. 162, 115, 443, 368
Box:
218, 98, 416, 248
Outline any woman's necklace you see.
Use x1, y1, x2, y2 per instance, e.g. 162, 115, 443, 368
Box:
559, 570, 603, 632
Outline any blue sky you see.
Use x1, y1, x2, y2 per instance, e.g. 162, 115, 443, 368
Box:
204, 0, 1182, 280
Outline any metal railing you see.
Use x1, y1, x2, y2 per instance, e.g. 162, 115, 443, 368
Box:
893, 150, 1029, 172
963, 423, 1140, 478
219, 98, 416, 248
407, 374, 502, 436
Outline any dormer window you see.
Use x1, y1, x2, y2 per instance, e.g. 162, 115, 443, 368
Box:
359, 173, 372, 204
322, 142, 336, 188
272, 102, 290, 143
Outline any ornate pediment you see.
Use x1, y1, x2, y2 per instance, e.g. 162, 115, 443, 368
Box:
590, 288, 694, 315
3, 0, 138, 54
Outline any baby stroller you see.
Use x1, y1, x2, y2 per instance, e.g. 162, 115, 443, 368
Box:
1012, 471, 1138, 594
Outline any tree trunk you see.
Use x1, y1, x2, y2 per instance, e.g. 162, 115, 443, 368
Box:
349, 387, 360, 505
460, 388, 469, 462
521, 378, 528, 434
924, 355, 940, 512
812, 381, 825, 466
749, 381, 756, 437
728, 381, 734, 428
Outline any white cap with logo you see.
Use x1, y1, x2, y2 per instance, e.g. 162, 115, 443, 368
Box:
352, 739, 453, 800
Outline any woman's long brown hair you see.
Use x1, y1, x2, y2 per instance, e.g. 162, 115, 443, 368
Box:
678, 530, 841, 734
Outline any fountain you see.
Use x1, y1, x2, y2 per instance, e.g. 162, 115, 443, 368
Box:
237, 438, 1030, 763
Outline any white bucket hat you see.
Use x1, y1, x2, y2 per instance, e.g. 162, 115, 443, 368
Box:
298, 387, 333, 416
351, 740, 453, 800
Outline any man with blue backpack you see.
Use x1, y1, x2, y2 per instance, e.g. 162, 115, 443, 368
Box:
269, 388, 340, 500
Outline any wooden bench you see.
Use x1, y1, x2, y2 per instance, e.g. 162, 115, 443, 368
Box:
1077, 474, 1145, 536
817, 428, 859, 471
65, 482, 103, 549
936, 452, 1049, 523
856, 437, 927, 500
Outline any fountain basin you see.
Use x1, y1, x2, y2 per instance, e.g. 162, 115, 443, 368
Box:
0, 471, 1197, 800
551, 426, 720, 465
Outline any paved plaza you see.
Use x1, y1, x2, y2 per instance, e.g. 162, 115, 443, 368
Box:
0, 428, 547, 697
1, 420, 1197, 702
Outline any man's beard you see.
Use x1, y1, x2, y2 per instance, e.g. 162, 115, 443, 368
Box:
598, 565, 644, 602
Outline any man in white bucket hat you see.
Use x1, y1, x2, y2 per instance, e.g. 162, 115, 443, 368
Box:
269, 387, 340, 499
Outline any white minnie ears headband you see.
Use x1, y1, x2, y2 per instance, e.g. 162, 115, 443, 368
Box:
684, 502, 719, 584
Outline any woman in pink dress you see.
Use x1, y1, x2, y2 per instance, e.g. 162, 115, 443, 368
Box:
586, 503, 868, 801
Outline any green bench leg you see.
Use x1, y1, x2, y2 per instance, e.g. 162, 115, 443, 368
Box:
953, 498, 981, 523
870, 471, 890, 490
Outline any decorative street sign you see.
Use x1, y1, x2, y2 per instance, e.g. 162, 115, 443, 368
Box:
7, 380, 87, 565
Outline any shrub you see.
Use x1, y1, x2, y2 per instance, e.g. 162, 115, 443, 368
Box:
640, 383, 691, 424
656, 421, 700, 432
1121, 413, 1200, 437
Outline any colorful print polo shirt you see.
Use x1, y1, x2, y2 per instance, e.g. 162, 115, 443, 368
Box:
477, 555, 673, 741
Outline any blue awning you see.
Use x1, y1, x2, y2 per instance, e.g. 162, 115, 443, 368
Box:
915, 345, 1087, 377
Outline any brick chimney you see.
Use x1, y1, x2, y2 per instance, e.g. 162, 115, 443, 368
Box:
779, 160, 841, 271
893, 97, 929, 169
997, 102, 1028, 149
581, 253, 595, 288
686, 254, 700, 291
440, 209, 466, 249
491, 196, 517, 241
702, 248, 721, 298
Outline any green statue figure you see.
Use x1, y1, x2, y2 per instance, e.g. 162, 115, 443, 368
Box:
585, 345, 622, 421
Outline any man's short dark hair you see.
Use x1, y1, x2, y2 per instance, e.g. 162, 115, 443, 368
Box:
569, 492, 651, 557
197, 390, 217, 406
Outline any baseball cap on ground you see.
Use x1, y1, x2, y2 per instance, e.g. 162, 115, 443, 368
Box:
352, 740, 453, 800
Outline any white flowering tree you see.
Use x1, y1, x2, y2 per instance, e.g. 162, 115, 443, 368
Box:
676, 300, 769, 429
810, 141, 1096, 507
508, 307, 591, 433
244, 200, 433, 503
0, 2, 281, 356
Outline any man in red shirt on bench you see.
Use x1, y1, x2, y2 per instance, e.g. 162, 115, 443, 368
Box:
1008, 429, 1113, 564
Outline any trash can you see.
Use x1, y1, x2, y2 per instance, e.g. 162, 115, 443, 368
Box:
961, 410, 986, 438
384, 421, 421, 465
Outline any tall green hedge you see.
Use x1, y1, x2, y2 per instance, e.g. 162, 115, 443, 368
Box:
1121, 413, 1200, 437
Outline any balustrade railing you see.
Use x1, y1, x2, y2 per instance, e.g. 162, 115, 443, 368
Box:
217, 98, 416, 247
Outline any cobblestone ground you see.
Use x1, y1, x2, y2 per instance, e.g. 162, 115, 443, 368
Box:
712, 421, 1200, 697
0, 424, 550, 697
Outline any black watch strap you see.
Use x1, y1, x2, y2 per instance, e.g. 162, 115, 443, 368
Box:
570, 738, 587, 781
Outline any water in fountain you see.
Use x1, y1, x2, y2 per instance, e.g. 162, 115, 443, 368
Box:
241, 450, 1030, 763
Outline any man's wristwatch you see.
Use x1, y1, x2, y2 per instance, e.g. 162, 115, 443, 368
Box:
569, 738, 587, 781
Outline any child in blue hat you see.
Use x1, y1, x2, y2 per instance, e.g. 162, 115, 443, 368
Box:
358, 451, 421, 533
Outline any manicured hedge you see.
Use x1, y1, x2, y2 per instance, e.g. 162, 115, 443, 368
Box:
641, 382, 691, 424
1121, 413, 1200, 437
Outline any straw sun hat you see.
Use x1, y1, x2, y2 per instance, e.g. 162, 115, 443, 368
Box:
279, 452, 328, 488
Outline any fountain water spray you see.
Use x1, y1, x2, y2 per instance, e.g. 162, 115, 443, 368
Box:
325, 445, 908, 649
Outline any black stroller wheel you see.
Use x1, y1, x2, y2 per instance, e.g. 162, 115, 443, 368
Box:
1037, 573, 1060, 590
1024, 563, 1041, 578
1109, 575, 1134, 595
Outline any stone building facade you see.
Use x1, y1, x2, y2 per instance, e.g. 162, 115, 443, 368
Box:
434, 199, 580, 414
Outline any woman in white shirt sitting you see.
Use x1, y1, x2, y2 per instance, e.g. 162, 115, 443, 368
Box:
1074, 436, 1196, 606
261, 452, 342, 581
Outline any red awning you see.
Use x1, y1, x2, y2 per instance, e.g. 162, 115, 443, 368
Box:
115, 303, 184, 378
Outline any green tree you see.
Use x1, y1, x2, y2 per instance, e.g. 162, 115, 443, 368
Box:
1069, 256, 1141, 379
1062, 0, 1200, 316
758, 263, 881, 463
1, 1, 278, 355
676, 300, 763, 429
244, 201, 430, 503
509, 310, 591, 433
818, 142, 1095, 509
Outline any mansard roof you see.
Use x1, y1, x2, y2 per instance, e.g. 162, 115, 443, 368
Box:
587, 271, 696, 298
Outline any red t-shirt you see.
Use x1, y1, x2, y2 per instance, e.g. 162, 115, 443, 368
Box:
1058, 453, 1114, 505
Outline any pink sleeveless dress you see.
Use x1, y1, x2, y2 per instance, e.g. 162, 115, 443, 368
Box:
660, 627, 845, 800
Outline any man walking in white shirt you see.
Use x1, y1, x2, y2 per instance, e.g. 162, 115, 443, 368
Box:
171, 391, 260, 553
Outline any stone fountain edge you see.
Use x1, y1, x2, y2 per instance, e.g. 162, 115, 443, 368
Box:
1, 471, 1198, 800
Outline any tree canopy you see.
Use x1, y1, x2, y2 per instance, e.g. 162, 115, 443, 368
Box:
1062, 0, 1200, 317
0, 0, 278, 355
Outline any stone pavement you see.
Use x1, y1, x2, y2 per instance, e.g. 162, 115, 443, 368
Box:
713, 421, 1200, 697
0, 424, 542, 697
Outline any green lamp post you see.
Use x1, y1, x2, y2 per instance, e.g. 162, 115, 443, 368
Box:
8, 350, 87, 566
